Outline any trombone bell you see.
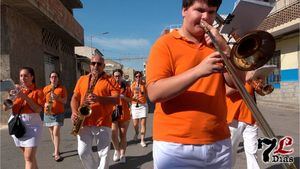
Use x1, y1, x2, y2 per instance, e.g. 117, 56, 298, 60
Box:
231, 31, 276, 71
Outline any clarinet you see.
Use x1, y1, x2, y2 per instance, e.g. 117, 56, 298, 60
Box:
135, 81, 140, 108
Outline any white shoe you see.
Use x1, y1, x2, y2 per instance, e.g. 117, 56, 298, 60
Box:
120, 155, 126, 163
113, 151, 120, 162
140, 141, 147, 147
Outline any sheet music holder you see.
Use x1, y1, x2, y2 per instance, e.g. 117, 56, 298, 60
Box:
220, 0, 274, 37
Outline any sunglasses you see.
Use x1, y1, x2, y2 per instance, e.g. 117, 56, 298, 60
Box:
114, 75, 121, 77
90, 62, 103, 66
135, 75, 141, 78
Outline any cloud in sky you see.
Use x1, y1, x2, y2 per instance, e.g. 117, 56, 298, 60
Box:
91, 37, 151, 51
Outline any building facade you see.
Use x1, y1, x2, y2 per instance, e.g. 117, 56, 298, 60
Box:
1, 0, 84, 122
74, 46, 123, 77
257, 0, 299, 110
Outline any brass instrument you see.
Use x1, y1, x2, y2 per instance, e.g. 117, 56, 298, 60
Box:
3, 82, 26, 109
249, 79, 274, 96
230, 31, 275, 71
201, 17, 297, 169
45, 84, 55, 114
71, 74, 99, 136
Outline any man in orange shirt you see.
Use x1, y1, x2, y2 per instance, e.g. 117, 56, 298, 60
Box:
71, 54, 119, 169
146, 0, 243, 168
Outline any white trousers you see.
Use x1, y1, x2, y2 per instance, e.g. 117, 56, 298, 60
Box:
77, 126, 112, 169
229, 120, 260, 169
153, 139, 232, 169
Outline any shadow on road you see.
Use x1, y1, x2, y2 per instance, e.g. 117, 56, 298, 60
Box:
60, 149, 78, 159
109, 152, 153, 169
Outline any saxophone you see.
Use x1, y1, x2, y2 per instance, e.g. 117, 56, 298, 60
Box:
71, 74, 99, 136
45, 84, 55, 115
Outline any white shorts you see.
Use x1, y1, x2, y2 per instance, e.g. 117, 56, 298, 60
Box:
131, 103, 148, 119
8, 113, 43, 147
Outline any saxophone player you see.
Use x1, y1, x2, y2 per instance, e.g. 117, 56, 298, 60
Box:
71, 54, 119, 169
43, 71, 67, 162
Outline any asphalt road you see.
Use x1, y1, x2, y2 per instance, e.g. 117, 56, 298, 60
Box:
0, 105, 299, 169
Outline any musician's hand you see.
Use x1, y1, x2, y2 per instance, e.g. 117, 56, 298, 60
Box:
86, 93, 98, 104
201, 20, 230, 56
119, 94, 125, 99
51, 93, 58, 100
251, 78, 264, 91
196, 52, 225, 77
71, 112, 79, 123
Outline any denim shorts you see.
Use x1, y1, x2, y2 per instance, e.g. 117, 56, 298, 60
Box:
44, 113, 64, 127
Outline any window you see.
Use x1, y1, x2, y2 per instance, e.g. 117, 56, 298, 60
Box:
267, 50, 281, 88
44, 53, 59, 84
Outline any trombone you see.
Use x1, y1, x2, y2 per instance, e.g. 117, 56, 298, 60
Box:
200, 14, 297, 169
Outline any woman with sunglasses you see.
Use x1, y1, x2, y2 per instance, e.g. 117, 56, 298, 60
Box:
111, 69, 132, 163
4, 67, 44, 169
130, 71, 148, 147
43, 71, 67, 162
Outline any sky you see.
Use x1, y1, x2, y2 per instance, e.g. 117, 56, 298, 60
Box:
74, 0, 236, 71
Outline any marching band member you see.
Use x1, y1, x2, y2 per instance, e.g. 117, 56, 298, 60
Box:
43, 71, 67, 162
71, 54, 119, 169
146, 0, 243, 168
130, 71, 148, 147
111, 69, 132, 163
4, 67, 44, 169
227, 68, 275, 169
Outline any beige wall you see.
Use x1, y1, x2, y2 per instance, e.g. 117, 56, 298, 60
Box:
276, 34, 299, 70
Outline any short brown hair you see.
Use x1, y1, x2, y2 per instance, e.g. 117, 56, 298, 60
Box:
182, 0, 222, 10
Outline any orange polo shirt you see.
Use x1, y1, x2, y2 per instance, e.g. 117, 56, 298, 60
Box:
43, 84, 67, 114
116, 82, 132, 122
146, 30, 230, 144
226, 83, 256, 125
74, 74, 119, 127
131, 81, 147, 104
12, 84, 45, 114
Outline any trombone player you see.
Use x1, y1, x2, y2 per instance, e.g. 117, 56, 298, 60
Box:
146, 0, 246, 168
71, 53, 119, 169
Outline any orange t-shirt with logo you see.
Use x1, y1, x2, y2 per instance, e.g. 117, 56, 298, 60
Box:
12, 84, 45, 114
43, 84, 67, 115
131, 81, 147, 104
226, 83, 256, 125
146, 30, 230, 144
74, 74, 119, 127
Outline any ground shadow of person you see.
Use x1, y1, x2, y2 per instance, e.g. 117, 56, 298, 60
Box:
109, 151, 153, 169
